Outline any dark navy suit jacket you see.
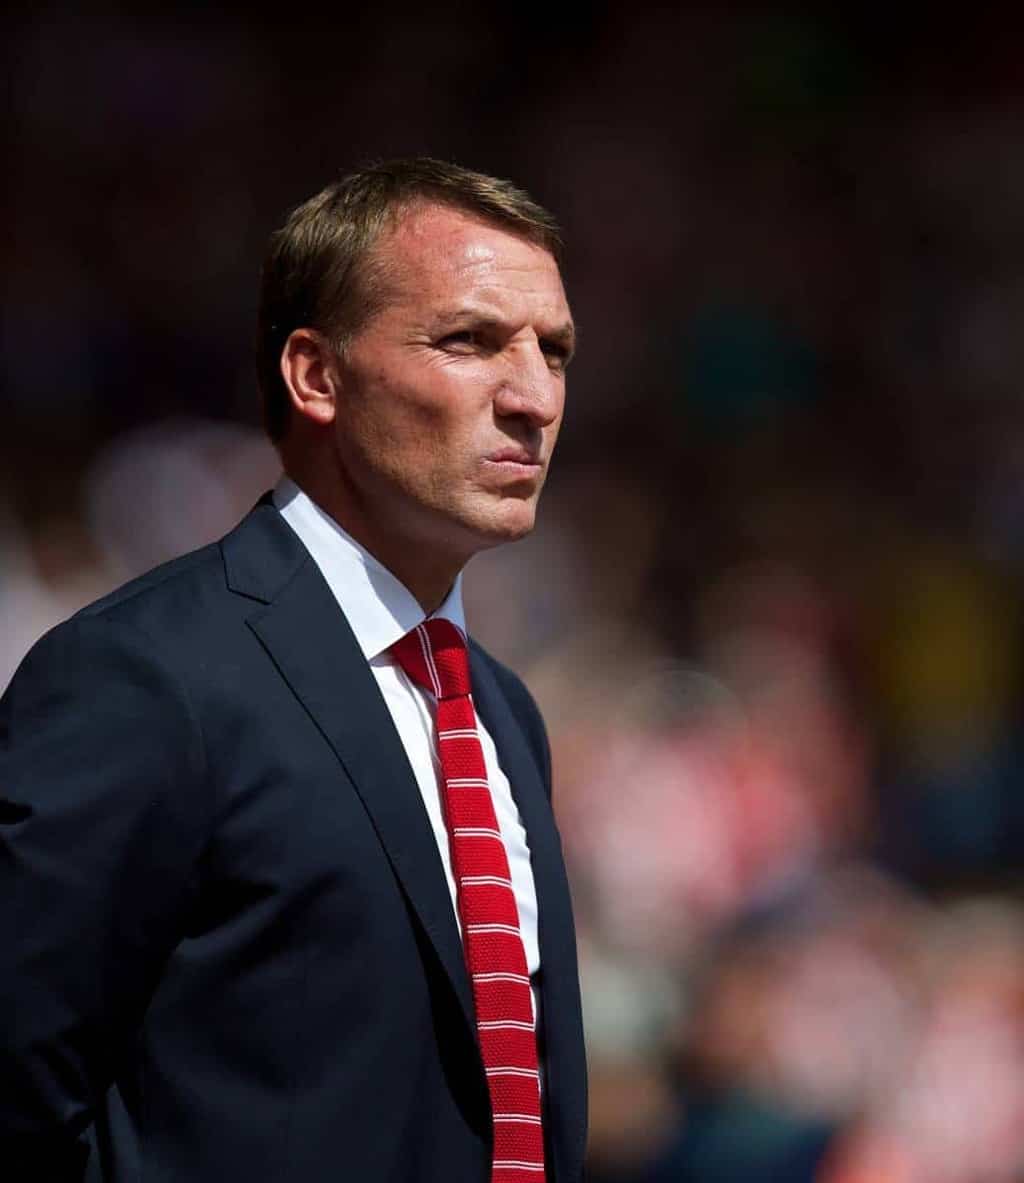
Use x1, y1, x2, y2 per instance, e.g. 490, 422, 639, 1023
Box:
0, 498, 587, 1181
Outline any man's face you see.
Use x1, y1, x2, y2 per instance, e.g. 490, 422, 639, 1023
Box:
329, 202, 573, 566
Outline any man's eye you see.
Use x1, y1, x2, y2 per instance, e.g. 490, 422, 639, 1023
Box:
540, 341, 571, 370
438, 331, 478, 350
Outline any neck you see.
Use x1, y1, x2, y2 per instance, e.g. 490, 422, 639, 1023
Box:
283, 464, 462, 616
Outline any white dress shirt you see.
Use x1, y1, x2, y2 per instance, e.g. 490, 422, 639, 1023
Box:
273, 478, 542, 1018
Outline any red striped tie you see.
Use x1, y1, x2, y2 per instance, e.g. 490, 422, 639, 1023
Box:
390, 619, 546, 1182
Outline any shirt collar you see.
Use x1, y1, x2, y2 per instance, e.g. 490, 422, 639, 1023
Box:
272, 476, 466, 662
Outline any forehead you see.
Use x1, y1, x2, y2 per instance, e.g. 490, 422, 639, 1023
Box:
372, 202, 570, 320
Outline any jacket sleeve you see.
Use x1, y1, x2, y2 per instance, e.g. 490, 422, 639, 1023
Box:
0, 614, 209, 1178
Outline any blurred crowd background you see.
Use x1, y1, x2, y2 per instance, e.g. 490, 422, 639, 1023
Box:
6, 5, 1024, 1180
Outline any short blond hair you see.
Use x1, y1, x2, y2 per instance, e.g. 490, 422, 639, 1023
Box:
256, 157, 563, 441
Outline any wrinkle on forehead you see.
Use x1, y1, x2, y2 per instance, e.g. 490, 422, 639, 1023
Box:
382, 203, 561, 295
453, 240, 501, 270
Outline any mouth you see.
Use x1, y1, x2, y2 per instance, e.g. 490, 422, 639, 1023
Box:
481, 449, 544, 482
484, 447, 543, 468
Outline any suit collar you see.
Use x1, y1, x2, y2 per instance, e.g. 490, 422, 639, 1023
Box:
221, 493, 307, 604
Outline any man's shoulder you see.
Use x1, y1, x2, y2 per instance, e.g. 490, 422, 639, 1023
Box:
76, 541, 224, 625
73, 496, 303, 634
16, 498, 305, 687
468, 640, 536, 715
4, 540, 232, 708
65, 532, 244, 664
468, 638, 551, 791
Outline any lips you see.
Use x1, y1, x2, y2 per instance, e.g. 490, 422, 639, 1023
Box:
486, 447, 541, 466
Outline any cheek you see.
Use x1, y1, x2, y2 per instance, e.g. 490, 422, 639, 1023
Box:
350, 373, 437, 442
355, 402, 454, 485
345, 363, 493, 468
398, 373, 493, 443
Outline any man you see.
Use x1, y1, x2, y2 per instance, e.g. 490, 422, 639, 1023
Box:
0, 159, 587, 1182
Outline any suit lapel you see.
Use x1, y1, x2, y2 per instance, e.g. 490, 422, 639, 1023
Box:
223, 504, 476, 1033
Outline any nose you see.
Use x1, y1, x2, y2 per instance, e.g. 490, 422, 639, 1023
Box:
493, 338, 563, 429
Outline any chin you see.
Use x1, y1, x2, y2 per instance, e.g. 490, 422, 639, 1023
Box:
465, 500, 539, 549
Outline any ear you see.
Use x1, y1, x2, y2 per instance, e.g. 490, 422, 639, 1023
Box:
280, 328, 338, 427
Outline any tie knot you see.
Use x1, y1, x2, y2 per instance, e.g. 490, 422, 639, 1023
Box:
390, 619, 471, 700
